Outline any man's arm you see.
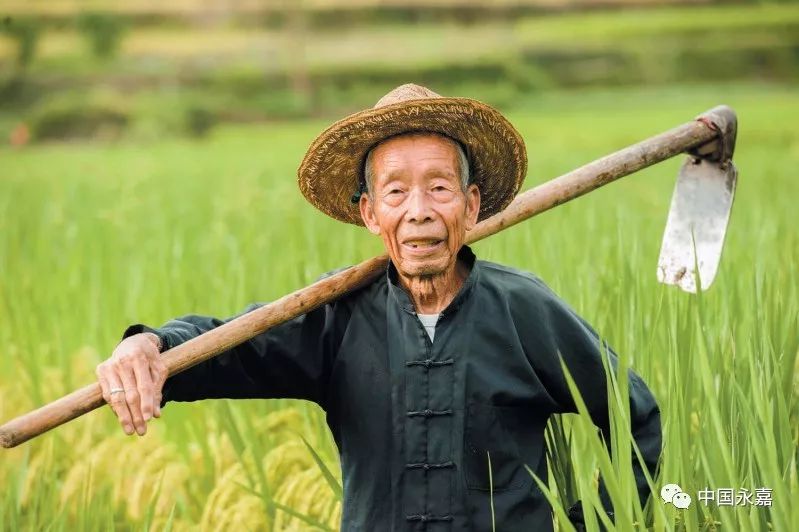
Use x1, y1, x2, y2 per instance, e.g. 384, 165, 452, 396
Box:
97, 301, 343, 436
519, 281, 662, 523
127, 302, 340, 403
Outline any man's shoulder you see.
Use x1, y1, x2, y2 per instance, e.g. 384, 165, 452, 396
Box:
477, 260, 592, 334
477, 259, 555, 298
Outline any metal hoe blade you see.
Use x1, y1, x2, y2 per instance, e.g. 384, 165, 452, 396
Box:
657, 106, 738, 293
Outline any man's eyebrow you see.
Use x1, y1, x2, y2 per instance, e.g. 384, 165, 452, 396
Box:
382, 169, 406, 182
425, 168, 457, 179
377, 168, 456, 184
374, 169, 407, 188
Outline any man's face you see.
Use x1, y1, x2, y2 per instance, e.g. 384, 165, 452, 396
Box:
359, 134, 480, 278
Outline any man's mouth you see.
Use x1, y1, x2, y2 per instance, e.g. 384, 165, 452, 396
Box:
402, 238, 444, 254
404, 239, 443, 249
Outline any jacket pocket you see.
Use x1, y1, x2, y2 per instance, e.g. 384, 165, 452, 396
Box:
464, 403, 531, 491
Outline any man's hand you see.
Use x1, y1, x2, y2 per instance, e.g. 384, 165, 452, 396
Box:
95, 333, 168, 436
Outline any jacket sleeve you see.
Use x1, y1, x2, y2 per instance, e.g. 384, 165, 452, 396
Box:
522, 280, 662, 521
121, 301, 343, 409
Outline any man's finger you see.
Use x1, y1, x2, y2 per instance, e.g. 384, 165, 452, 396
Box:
96, 366, 111, 404
132, 356, 155, 422
118, 366, 146, 436
105, 371, 135, 436
144, 341, 166, 418
149, 364, 165, 418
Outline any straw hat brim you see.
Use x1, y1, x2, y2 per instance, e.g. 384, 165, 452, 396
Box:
298, 97, 527, 226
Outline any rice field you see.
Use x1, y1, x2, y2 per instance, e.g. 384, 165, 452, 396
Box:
0, 82, 797, 530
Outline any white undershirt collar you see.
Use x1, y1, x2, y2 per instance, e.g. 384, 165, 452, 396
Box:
416, 313, 440, 342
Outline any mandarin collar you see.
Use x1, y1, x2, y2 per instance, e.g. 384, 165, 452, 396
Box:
386, 245, 479, 316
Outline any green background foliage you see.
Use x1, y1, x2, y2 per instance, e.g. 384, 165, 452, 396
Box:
0, 0, 797, 530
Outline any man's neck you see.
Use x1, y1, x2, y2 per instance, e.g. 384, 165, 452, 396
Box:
398, 259, 470, 314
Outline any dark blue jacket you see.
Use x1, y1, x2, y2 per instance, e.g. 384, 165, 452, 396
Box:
124, 246, 661, 531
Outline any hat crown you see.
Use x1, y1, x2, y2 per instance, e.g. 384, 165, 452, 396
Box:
374, 84, 442, 108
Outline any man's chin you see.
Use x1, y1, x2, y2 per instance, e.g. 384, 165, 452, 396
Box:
397, 257, 450, 278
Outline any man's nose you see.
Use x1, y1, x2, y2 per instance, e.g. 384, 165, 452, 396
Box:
405, 188, 433, 223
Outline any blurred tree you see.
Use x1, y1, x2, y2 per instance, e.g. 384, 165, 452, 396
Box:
1, 16, 41, 69
29, 99, 129, 141
76, 12, 127, 60
282, 0, 313, 112
184, 105, 217, 138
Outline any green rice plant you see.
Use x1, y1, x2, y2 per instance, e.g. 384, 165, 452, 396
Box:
0, 82, 796, 530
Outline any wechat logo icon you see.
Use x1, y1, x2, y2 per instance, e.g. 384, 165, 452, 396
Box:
661, 483, 692, 509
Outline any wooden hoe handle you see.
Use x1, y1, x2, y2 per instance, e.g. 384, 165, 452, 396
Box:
0, 108, 727, 449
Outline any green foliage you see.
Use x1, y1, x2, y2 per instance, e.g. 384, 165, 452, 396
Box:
29, 98, 129, 141
18, 92, 226, 142
1, 16, 42, 68
301, 435, 343, 499
183, 105, 217, 138
1, 3, 797, 127
75, 12, 127, 60
0, 83, 797, 530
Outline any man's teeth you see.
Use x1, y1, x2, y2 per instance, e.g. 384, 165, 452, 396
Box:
407, 240, 440, 248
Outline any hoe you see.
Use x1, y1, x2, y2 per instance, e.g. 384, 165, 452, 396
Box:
0, 105, 738, 449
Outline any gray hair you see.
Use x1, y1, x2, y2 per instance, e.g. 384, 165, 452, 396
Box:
363, 132, 471, 196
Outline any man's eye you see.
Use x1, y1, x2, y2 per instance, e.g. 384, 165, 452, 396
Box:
389, 189, 403, 195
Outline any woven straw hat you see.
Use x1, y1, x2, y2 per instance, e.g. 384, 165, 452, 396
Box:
297, 84, 527, 226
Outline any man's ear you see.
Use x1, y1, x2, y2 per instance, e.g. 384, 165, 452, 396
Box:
359, 194, 381, 235
464, 183, 481, 231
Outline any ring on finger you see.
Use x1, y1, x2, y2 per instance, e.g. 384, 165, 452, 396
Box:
110, 387, 125, 395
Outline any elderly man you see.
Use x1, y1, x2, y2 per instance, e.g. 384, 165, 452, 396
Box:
96, 84, 661, 531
